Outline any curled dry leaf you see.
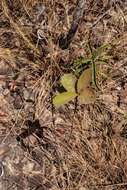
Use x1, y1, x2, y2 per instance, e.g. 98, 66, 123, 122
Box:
77, 68, 92, 93
78, 88, 96, 104
77, 68, 96, 104
61, 73, 77, 92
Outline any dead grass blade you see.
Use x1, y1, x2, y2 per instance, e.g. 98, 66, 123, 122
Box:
2, 0, 39, 54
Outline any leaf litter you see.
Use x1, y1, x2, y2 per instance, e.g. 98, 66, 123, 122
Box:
0, 0, 127, 189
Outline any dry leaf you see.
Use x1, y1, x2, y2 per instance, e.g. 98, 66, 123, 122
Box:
77, 68, 92, 93
78, 88, 96, 104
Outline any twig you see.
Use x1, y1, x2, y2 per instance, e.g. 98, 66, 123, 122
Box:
58, 0, 86, 49
95, 182, 127, 187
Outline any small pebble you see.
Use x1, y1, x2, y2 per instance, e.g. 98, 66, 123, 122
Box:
23, 89, 35, 102
3, 89, 9, 96
116, 86, 121, 91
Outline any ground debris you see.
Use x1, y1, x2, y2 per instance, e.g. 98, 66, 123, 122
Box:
0, 0, 127, 189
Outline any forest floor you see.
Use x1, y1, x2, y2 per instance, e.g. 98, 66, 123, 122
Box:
0, 0, 127, 190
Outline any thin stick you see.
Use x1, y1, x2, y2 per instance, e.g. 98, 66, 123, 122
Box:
58, 0, 86, 49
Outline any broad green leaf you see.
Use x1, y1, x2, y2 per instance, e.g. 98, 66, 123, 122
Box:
61, 74, 76, 92
78, 88, 96, 104
77, 68, 92, 93
53, 92, 77, 106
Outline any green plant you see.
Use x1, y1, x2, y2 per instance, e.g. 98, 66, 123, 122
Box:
71, 43, 111, 86
53, 67, 96, 106
53, 43, 111, 107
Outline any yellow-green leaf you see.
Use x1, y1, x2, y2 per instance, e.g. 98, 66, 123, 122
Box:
53, 92, 77, 106
78, 88, 96, 104
77, 68, 92, 93
61, 74, 77, 92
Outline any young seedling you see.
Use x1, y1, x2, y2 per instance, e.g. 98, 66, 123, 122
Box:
53, 43, 111, 107
53, 67, 96, 107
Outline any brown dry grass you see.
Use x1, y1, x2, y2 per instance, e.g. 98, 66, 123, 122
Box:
0, 0, 127, 190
